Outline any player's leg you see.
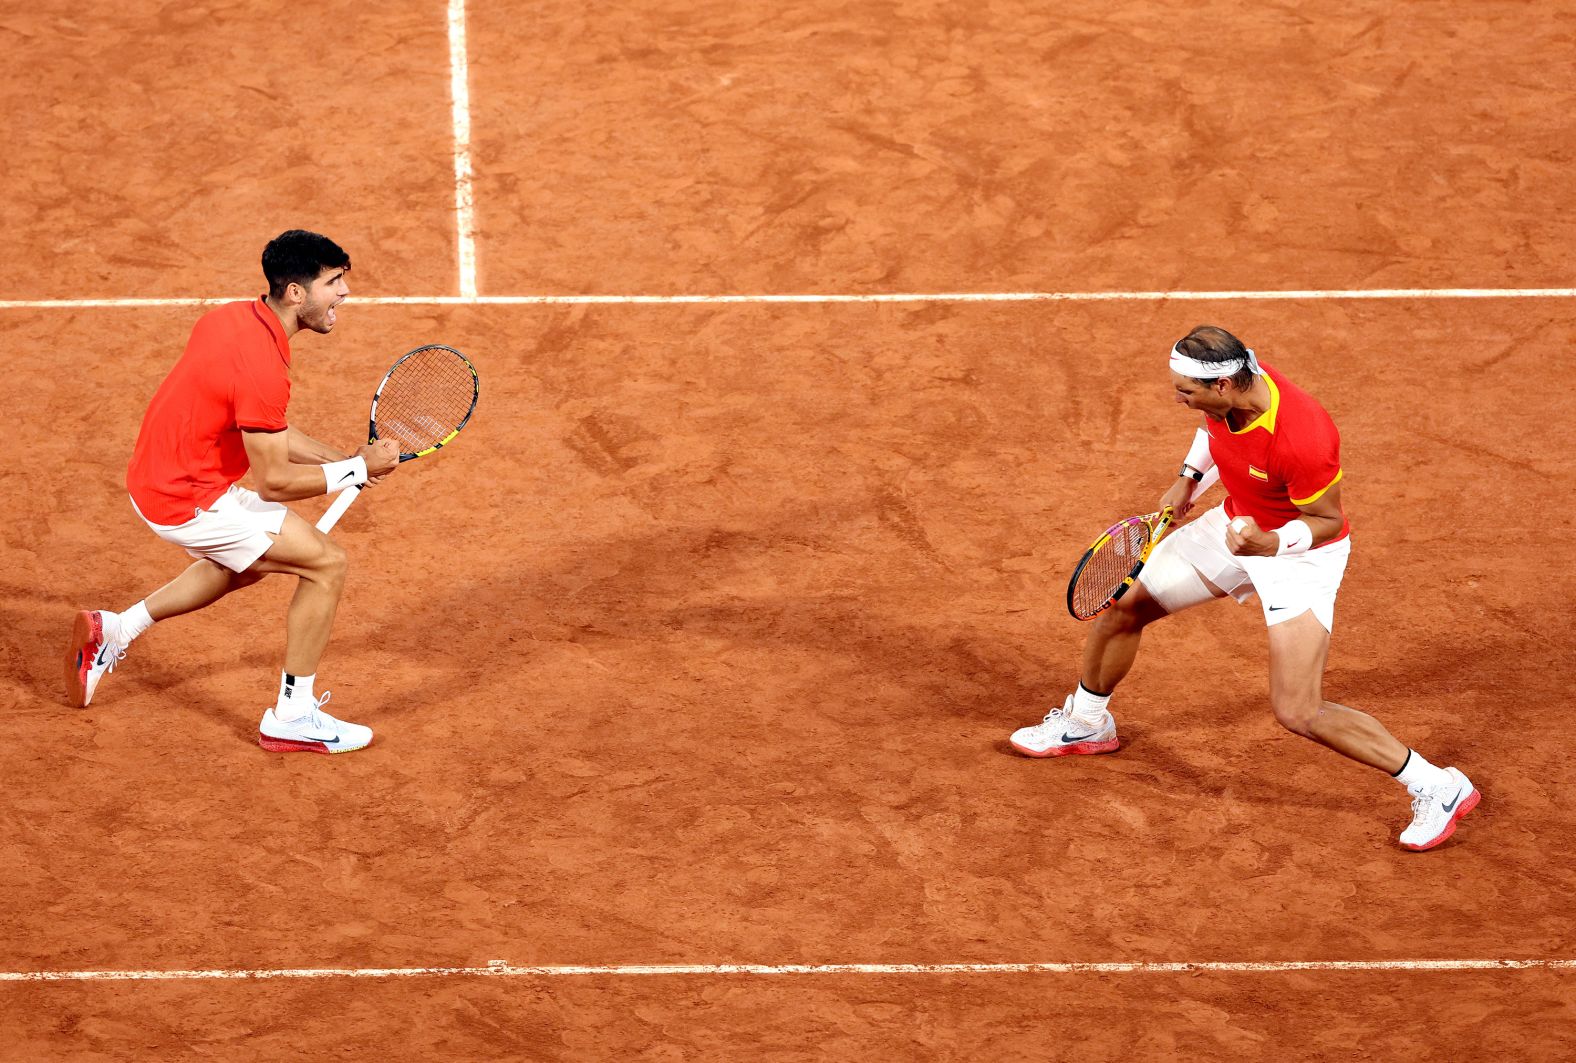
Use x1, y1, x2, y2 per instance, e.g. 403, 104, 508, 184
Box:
247, 510, 348, 676
1080, 577, 1197, 694
1010, 540, 1228, 758
247, 511, 370, 754
1265, 611, 1406, 768
145, 560, 266, 621
1265, 610, 1478, 850
67, 487, 284, 708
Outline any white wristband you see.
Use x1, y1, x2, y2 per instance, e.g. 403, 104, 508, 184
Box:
322, 455, 369, 494
1275, 519, 1313, 555
1183, 427, 1215, 476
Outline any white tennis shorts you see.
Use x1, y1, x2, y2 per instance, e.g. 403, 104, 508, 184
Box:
131, 484, 288, 573
1137, 504, 1351, 630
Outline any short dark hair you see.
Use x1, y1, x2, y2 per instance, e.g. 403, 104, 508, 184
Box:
262, 230, 350, 299
1174, 325, 1255, 390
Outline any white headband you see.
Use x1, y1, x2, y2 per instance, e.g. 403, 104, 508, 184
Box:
1169, 344, 1261, 379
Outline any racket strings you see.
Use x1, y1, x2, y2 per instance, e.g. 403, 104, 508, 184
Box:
1069, 520, 1155, 619
374, 348, 476, 454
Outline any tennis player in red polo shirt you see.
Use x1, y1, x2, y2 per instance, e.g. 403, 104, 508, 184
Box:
1009, 326, 1478, 851
65, 230, 398, 753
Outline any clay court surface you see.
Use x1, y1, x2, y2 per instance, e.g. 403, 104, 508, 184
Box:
3, 1, 1575, 1059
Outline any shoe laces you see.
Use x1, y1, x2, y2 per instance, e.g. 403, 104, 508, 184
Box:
1408, 777, 1449, 818
303, 691, 333, 728
1039, 705, 1073, 729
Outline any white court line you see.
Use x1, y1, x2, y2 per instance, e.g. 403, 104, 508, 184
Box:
0, 287, 1573, 310
3, 959, 1573, 982
448, 0, 478, 299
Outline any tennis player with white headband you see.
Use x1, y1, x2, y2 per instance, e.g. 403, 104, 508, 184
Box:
1010, 325, 1479, 851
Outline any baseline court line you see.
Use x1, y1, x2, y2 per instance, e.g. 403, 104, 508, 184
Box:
448, 0, 478, 299
1, 288, 1574, 310
3, 959, 1574, 983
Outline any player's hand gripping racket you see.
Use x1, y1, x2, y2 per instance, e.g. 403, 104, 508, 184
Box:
316, 344, 480, 533
1065, 506, 1175, 621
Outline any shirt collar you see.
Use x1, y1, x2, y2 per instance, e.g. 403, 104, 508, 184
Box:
1229, 367, 1279, 435
251, 296, 292, 365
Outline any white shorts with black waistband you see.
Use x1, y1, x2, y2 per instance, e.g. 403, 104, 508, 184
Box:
131, 484, 288, 573
1136, 504, 1351, 631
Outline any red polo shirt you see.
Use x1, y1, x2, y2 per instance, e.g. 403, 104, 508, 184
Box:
1206, 363, 1350, 546
126, 298, 292, 524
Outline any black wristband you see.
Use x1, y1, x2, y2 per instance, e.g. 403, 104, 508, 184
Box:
1180, 464, 1204, 482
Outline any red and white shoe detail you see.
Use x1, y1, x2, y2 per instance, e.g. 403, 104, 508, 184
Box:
65, 610, 121, 708
258, 695, 373, 754
1399, 768, 1480, 851
1010, 698, 1120, 758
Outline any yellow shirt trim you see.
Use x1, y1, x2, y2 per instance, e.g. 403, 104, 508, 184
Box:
1292, 468, 1343, 506
1230, 372, 1280, 435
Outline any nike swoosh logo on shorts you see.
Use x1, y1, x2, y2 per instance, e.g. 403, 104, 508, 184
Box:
1441, 787, 1464, 813
1267, 605, 1288, 612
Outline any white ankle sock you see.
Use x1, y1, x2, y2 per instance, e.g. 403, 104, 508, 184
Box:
116, 601, 154, 645
1393, 749, 1450, 792
1071, 682, 1112, 724
275, 672, 318, 722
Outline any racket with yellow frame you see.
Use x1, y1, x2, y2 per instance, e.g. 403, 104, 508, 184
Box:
316, 344, 479, 533
1065, 506, 1175, 621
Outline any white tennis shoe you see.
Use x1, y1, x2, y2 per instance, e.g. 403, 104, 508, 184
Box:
1399, 767, 1479, 851
258, 692, 373, 754
65, 609, 127, 708
1010, 696, 1120, 757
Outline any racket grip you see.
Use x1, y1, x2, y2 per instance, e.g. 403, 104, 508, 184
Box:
316, 485, 364, 533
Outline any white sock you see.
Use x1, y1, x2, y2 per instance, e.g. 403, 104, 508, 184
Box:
1393, 749, 1451, 792
1071, 682, 1112, 725
274, 672, 318, 722
117, 601, 155, 646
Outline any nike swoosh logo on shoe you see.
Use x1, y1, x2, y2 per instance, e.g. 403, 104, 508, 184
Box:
1441, 787, 1465, 813
94, 645, 111, 667
1061, 732, 1100, 743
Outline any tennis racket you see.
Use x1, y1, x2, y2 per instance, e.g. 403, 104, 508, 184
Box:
316, 344, 480, 533
1065, 506, 1175, 621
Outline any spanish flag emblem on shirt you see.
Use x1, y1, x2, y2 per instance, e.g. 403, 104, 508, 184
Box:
1248, 465, 1269, 481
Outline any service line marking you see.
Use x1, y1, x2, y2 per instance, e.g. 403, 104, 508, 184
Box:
448, 0, 478, 299
3, 959, 1574, 983
1, 288, 1574, 311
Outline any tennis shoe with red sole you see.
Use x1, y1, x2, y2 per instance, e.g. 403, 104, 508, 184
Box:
64, 609, 126, 708
1010, 696, 1120, 757
1399, 767, 1479, 851
258, 693, 372, 754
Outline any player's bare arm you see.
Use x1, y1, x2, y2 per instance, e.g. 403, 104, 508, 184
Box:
1227, 481, 1345, 557
244, 429, 398, 502
1158, 475, 1198, 517
286, 426, 350, 464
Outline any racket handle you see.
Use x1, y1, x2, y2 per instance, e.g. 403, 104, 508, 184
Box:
316, 485, 364, 533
